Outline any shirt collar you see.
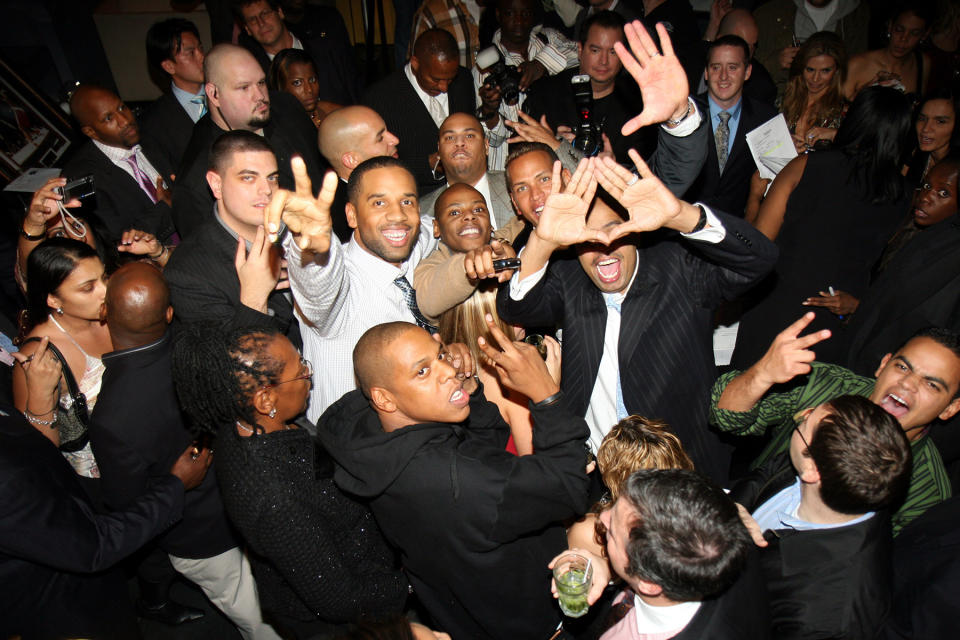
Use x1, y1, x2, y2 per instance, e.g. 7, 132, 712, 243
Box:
171, 81, 204, 104
708, 95, 743, 123
345, 234, 420, 282
92, 139, 140, 162
404, 62, 449, 106
214, 203, 253, 250
493, 25, 547, 62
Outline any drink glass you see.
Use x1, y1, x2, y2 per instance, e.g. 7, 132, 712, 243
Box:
553, 552, 593, 618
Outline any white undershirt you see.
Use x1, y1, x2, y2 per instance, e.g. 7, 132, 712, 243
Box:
633, 595, 702, 637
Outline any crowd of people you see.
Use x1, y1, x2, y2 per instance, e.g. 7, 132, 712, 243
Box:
2, 1, 960, 639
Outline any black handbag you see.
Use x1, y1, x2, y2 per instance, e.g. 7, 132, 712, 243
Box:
21, 337, 90, 452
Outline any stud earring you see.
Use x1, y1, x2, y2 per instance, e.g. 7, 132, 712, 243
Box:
56, 307, 64, 316
269, 408, 277, 418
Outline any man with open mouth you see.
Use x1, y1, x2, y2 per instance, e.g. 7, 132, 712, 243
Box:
711, 313, 960, 535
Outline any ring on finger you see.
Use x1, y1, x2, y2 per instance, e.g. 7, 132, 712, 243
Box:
626, 174, 640, 186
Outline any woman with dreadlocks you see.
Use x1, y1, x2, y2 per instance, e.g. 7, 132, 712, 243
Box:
171, 324, 408, 639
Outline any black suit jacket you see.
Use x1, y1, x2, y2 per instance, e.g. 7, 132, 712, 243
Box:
165, 217, 302, 348
842, 216, 960, 377
62, 141, 176, 242
171, 91, 324, 238
0, 403, 184, 639
731, 454, 894, 640
362, 66, 477, 193
241, 8, 360, 105
331, 177, 351, 243
139, 90, 196, 183
498, 212, 778, 483
686, 94, 776, 216
88, 333, 238, 560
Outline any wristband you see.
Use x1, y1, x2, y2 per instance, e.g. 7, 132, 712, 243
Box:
690, 205, 707, 233
533, 390, 562, 407
665, 98, 693, 127
20, 226, 45, 241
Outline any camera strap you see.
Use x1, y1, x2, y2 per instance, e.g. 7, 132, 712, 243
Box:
56, 200, 87, 240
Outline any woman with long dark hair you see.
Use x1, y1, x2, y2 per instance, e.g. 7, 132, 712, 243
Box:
13, 237, 111, 478
903, 90, 959, 183
172, 324, 407, 639
732, 86, 914, 368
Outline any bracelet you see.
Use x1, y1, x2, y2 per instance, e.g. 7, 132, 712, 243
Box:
665, 98, 693, 127
24, 410, 57, 427
150, 245, 168, 261
533, 390, 562, 407
690, 205, 707, 233
20, 226, 45, 241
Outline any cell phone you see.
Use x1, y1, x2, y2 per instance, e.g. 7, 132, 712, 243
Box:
271, 220, 289, 245
56, 175, 95, 201
523, 334, 548, 360
492, 258, 521, 272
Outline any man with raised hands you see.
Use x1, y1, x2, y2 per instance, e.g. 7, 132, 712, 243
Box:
497, 152, 777, 483
710, 314, 960, 535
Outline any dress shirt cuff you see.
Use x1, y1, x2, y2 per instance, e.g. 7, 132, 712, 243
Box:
508, 251, 549, 300
661, 98, 701, 137
680, 205, 726, 243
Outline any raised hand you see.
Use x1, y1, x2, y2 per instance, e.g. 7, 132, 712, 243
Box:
506, 112, 560, 149
803, 289, 859, 317
477, 314, 559, 403
265, 156, 339, 253
235, 225, 281, 313
615, 21, 690, 135
535, 160, 608, 247
14, 336, 62, 409
755, 312, 832, 387
593, 151, 683, 239
23, 177, 80, 238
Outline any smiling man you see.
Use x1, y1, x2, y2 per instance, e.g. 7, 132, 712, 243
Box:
165, 131, 300, 346
711, 315, 960, 534
171, 43, 323, 238
64, 85, 176, 243
686, 35, 776, 217
273, 156, 444, 419
316, 320, 590, 638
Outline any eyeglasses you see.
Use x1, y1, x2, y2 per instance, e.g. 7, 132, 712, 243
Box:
261, 358, 313, 390
245, 8, 276, 26
793, 407, 814, 456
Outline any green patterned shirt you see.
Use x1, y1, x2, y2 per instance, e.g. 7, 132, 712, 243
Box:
710, 362, 951, 535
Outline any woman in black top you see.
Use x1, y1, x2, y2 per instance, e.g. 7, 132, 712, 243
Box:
172, 325, 407, 639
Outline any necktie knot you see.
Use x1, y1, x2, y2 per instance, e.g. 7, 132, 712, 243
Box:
190, 94, 208, 118
125, 151, 158, 203
718, 110, 731, 124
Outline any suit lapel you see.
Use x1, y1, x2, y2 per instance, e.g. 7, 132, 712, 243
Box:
618, 248, 659, 370
488, 171, 514, 228
569, 278, 608, 412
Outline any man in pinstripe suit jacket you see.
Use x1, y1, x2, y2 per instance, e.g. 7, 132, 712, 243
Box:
498, 158, 777, 484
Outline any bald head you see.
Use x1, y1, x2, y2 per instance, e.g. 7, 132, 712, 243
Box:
319, 106, 399, 179
104, 262, 172, 349
412, 28, 458, 63
718, 9, 758, 57
203, 43, 256, 87
354, 321, 418, 397
70, 85, 140, 148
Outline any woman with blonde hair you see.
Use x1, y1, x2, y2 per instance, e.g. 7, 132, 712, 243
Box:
438, 283, 559, 456
780, 32, 848, 152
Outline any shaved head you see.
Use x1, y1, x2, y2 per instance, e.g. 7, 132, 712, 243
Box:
718, 9, 759, 56
70, 85, 112, 128
104, 262, 171, 348
203, 43, 256, 88
319, 106, 399, 178
354, 321, 419, 397
412, 28, 458, 63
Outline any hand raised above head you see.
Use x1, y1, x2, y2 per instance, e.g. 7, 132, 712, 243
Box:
535, 159, 611, 247
265, 156, 339, 253
755, 312, 832, 387
615, 21, 690, 135
592, 151, 683, 240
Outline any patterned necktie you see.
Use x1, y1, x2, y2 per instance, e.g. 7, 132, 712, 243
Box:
604, 296, 628, 421
394, 275, 438, 333
716, 111, 731, 174
124, 152, 158, 203
190, 94, 207, 118
428, 95, 445, 128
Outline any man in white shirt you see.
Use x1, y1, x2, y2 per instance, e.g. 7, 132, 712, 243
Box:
63, 85, 175, 243
268, 156, 438, 420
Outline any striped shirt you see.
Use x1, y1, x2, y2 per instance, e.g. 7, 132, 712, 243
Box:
710, 362, 952, 535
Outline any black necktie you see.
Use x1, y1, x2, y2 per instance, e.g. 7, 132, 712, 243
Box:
393, 275, 438, 333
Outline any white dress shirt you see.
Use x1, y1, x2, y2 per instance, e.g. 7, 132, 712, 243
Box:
267, 33, 303, 61
170, 82, 206, 123
508, 207, 726, 449
285, 218, 435, 421
405, 62, 449, 127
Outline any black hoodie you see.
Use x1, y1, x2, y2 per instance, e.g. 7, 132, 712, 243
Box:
318, 386, 591, 639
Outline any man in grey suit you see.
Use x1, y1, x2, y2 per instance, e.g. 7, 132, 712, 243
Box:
418, 112, 517, 231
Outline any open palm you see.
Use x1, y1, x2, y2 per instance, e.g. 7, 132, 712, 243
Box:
535, 160, 608, 247
266, 158, 339, 253
593, 151, 682, 240
615, 22, 690, 135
